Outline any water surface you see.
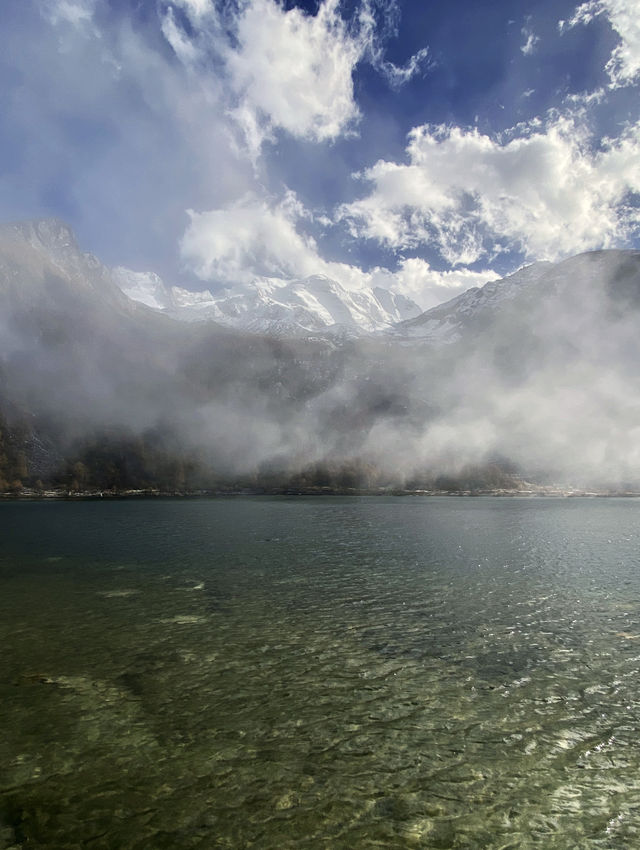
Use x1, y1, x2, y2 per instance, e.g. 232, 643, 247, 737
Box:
2, 496, 640, 848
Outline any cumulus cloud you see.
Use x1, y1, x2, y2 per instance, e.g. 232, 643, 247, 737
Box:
24, 0, 640, 319
225, 0, 363, 145
339, 114, 640, 265
157, 0, 368, 156
563, 0, 640, 87
388, 259, 500, 308
181, 192, 497, 308
7, 0, 444, 305
158, 0, 432, 156
181, 192, 319, 284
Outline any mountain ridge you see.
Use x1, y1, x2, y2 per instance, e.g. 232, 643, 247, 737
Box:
114, 266, 423, 335
388, 250, 640, 345
2, 218, 640, 493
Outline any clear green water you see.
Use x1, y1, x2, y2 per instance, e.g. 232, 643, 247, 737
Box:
2, 497, 640, 849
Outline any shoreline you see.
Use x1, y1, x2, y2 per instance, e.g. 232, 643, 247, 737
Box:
2, 486, 640, 500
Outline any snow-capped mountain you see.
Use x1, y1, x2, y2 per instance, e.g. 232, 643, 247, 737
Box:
3, 218, 640, 492
0, 218, 137, 315
5, 218, 81, 262
113, 268, 421, 334
388, 250, 640, 345
386, 261, 554, 343
111, 267, 173, 311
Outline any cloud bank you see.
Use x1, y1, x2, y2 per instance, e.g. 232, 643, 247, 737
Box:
181, 191, 498, 309
1, 0, 639, 310
339, 114, 640, 266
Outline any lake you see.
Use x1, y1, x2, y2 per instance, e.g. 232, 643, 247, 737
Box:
1, 496, 640, 848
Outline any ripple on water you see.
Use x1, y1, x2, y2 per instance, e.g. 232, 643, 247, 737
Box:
2, 497, 640, 848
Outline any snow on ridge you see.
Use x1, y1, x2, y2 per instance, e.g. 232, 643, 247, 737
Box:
112, 268, 175, 311
113, 268, 422, 334
386, 260, 556, 343
385, 252, 640, 345
2, 218, 78, 254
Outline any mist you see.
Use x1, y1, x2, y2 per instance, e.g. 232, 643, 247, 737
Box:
1, 220, 640, 493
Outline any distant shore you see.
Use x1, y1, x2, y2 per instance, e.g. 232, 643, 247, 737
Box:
2, 486, 640, 500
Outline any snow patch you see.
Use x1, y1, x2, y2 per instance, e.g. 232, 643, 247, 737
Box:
113, 269, 422, 334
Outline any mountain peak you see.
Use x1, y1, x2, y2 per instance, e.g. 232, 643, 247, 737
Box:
111, 267, 423, 334
386, 251, 640, 344
1, 218, 79, 254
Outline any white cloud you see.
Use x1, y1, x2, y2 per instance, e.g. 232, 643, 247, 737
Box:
226, 0, 363, 144
172, 0, 213, 21
372, 46, 431, 89
388, 259, 499, 308
158, 0, 369, 154
564, 0, 640, 87
180, 192, 497, 309
158, 0, 432, 156
339, 115, 640, 265
356, 0, 431, 87
520, 26, 539, 55
181, 192, 319, 284
161, 7, 201, 66
42, 0, 96, 28
27, 0, 449, 304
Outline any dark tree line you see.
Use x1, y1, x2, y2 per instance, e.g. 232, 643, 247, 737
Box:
0, 405, 524, 496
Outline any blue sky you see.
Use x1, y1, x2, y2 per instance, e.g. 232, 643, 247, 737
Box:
1, 0, 639, 307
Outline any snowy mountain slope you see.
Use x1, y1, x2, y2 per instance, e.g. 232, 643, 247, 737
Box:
7, 220, 640, 351
4, 218, 83, 268
0, 219, 139, 316
388, 251, 640, 346
113, 268, 421, 334
386, 261, 554, 343
112, 267, 173, 311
